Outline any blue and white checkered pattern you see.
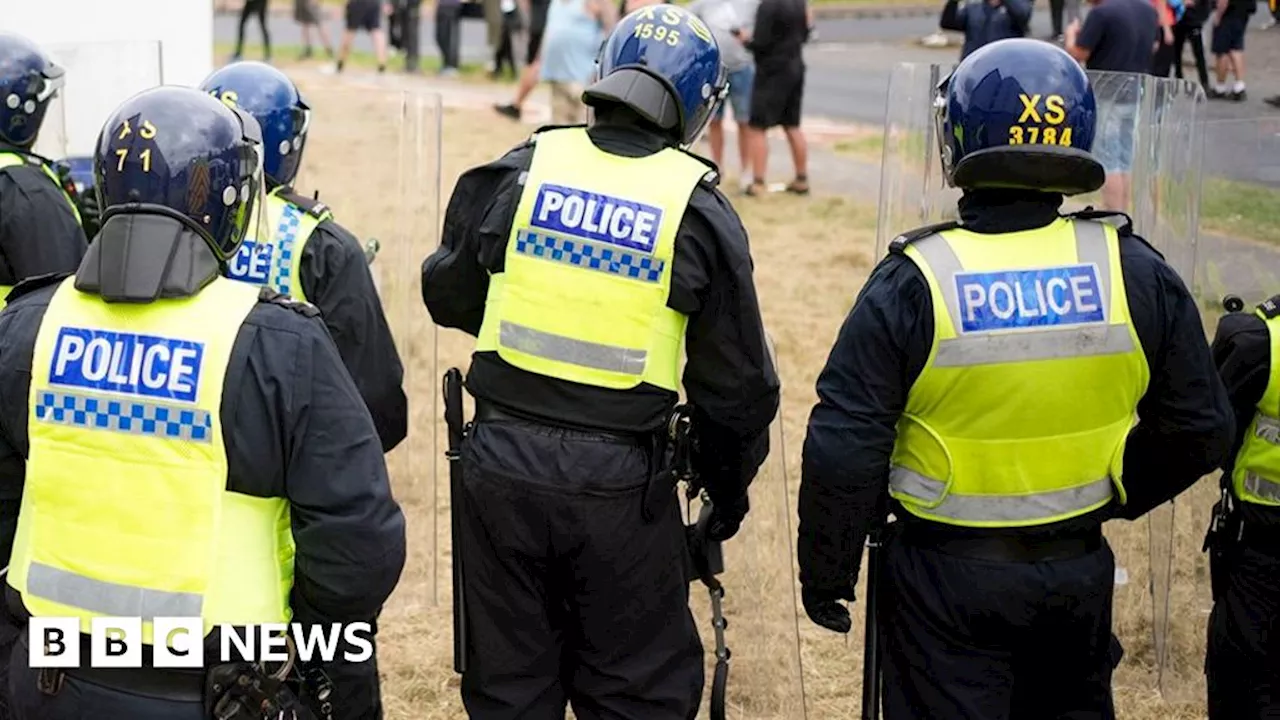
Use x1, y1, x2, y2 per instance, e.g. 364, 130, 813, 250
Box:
269, 204, 304, 296
514, 230, 665, 283
34, 390, 212, 443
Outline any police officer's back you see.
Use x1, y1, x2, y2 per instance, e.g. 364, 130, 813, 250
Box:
796, 39, 1233, 718
1205, 296, 1280, 718
0, 33, 89, 309
0, 87, 405, 720
422, 6, 779, 717
199, 61, 408, 453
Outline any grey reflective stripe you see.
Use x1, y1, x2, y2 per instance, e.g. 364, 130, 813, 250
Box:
1244, 472, 1280, 503
913, 221, 1134, 366
26, 561, 203, 619
1255, 414, 1280, 445
889, 467, 1114, 523
500, 321, 647, 375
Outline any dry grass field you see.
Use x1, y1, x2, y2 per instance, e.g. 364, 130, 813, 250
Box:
291, 76, 1221, 719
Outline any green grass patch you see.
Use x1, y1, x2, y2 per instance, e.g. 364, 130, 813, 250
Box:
833, 134, 884, 161
1200, 176, 1280, 246
213, 42, 488, 79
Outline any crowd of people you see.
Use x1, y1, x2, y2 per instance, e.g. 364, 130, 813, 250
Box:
940, 0, 1278, 105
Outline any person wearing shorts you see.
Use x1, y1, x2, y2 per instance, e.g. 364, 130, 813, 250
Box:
738, 0, 809, 196
295, 0, 335, 59
336, 0, 389, 73
1209, 0, 1255, 101
690, 0, 759, 178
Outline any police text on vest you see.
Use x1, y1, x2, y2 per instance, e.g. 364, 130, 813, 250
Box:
954, 265, 1105, 333
226, 239, 275, 285
50, 328, 204, 403
530, 183, 664, 253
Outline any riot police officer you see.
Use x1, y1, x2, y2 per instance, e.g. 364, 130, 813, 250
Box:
797, 39, 1233, 718
421, 5, 780, 717
198, 61, 407, 453
0, 86, 405, 720
1205, 295, 1280, 718
0, 32, 89, 311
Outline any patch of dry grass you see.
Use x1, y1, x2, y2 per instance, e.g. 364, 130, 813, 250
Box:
293, 77, 1218, 719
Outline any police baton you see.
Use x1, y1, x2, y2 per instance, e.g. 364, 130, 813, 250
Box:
861, 526, 885, 720
364, 238, 381, 265
443, 367, 469, 674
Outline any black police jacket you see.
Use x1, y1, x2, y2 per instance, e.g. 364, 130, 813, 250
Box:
279, 189, 408, 453
1212, 297, 1280, 529
0, 271, 407, 636
798, 189, 1235, 597
0, 151, 87, 288
421, 123, 780, 507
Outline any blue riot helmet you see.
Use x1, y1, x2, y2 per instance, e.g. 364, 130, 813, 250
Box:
198, 61, 310, 188
0, 32, 65, 149
937, 38, 1105, 196
93, 86, 265, 262
583, 4, 728, 148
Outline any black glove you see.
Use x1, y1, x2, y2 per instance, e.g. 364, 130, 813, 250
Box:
802, 586, 857, 634
706, 493, 748, 541
78, 187, 101, 239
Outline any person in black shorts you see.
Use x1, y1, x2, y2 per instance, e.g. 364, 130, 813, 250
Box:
336, 0, 390, 73
1209, 0, 1253, 100
735, 0, 809, 196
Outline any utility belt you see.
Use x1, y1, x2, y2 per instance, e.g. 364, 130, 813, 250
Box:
471, 399, 685, 523
899, 521, 1104, 562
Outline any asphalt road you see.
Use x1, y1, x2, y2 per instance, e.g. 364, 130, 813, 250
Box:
215, 8, 1280, 184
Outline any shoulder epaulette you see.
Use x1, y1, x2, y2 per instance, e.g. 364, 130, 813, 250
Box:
257, 286, 321, 318
278, 190, 333, 221
1064, 209, 1134, 236
888, 220, 962, 254
7, 272, 71, 303
1258, 295, 1280, 319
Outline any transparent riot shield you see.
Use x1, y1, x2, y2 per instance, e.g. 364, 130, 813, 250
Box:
1157, 116, 1280, 705
684, 331, 807, 719
873, 64, 1212, 703
32, 40, 164, 163
293, 82, 444, 614
873, 62, 959, 260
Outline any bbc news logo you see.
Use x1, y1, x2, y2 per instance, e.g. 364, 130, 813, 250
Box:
29, 618, 374, 668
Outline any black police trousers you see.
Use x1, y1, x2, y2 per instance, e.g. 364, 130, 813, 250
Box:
7, 632, 203, 720
880, 530, 1118, 720
457, 411, 703, 720
1206, 538, 1280, 719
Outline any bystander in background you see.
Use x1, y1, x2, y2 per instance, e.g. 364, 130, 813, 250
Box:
337, 0, 390, 73
1169, 0, 1211, 87
493, 0, 522, 80
232, 0, 271, 61
738, 0, 810, 196
940, 0, 1032, 59
1065, 0, 1157, 210
389, 0, 424, 72
539, 0, 614, 123
1049, 0, 1082, 40
295, 0, 335, 59
1208, 0, 1254, 100
691, 0, 759, 181
1149, 0, 1180, 74
437, 0, 464, 75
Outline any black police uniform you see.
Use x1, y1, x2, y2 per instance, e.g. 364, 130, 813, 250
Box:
0, 216, 406, 720
274, 189, 408, 453
422, 123, 780, 719
799, 190, 1234, 718
0, 149, 88, 292
1207, 302, 1280, 719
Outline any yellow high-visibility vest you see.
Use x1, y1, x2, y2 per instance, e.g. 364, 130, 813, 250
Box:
1231, 309, 1280, 506
8, 276, 295, 644
0, 153, 83, 310
888, 219, 1150, 528
225, 189, 331, 303
475, 127, 709, 392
